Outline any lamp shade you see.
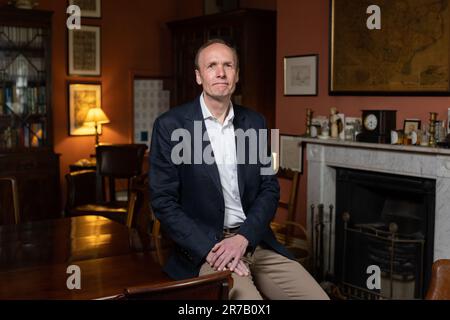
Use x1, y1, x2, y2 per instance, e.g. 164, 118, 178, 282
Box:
84, 107, 110, 125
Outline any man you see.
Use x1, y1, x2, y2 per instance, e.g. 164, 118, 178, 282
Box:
149, 39, 328, 300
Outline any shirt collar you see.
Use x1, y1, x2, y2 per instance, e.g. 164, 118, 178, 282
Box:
200, 93, 235, 124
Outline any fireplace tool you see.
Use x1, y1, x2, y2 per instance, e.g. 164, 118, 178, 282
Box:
318, 205, 342, 298
313, 204, 325, 282
325, 204, 334, 281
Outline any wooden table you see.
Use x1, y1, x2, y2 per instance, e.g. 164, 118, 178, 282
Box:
0, 215, 170, 299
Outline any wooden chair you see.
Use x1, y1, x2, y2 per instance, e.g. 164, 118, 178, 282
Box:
0, 176, 20, 225
271, 168, 310, 269
65, 144, 148, 225
426, 259, 450, 300
95, 144, 148, 203
119, 270, 233, 300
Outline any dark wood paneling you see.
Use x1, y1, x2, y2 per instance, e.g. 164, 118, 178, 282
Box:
167, 9, 276, 129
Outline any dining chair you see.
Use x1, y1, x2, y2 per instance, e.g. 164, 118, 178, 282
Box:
119, 270, 233, 300
65, 143, 148, 225
270, 168, 310, 270
0, 176, 20, 225
95, 144, 148, 203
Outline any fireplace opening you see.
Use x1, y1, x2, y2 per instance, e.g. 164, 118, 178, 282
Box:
335, 168, 435, 299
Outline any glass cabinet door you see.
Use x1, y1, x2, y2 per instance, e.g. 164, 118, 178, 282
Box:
0, 24, 49, 150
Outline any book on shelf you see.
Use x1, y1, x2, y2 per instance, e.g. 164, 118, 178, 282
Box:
1, 85, 46, 115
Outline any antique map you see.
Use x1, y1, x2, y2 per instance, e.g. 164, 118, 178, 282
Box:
331, 0, 449, 93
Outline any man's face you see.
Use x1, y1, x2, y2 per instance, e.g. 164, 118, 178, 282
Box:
195, 43, 239, 102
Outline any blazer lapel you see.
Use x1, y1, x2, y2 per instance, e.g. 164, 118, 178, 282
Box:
233, 106, 248, 201
184, 98, 223, 197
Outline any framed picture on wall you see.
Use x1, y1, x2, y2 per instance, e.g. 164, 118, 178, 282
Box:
68, 82, 102, 136
68, 25, 101, 76
284, 54, 318, 96
330, 0, 450, 95
279, 134, 303, 173
68, 0, 101, 18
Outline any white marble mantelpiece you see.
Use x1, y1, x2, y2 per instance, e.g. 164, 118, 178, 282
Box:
302, 137, 450, 270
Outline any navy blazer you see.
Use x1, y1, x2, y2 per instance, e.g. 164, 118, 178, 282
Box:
149, 97, 293, 280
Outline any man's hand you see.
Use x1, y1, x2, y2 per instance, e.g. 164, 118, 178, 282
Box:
206, 234, 249, 273
226, 259, 249, 277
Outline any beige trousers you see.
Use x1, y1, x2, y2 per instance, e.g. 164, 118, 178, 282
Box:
200, 245, 329, 300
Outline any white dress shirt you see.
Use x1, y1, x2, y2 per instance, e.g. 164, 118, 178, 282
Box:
200, 94, 246, 228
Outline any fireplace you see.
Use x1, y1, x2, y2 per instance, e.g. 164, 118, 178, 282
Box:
334, 168, 435, 299
303, 138, 450, 300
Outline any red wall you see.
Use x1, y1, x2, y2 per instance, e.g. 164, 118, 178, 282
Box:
0, 0, 203, 210
276, 0, 450, 224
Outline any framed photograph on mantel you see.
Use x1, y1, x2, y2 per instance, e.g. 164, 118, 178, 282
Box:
68, 0, 101, 18
284, 54, 318, 96
68, 82, 102, 136
330, 0, 450, 95
68, 25, 101, 76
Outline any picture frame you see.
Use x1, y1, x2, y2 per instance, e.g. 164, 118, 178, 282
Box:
403, 119, 421, 135
68, 0, 101, 18
344, 116, 362, 141
284, 54, 318, 96
68, 25, 101, 76
330, 0, 450, 95
68, 82, 102, 136
279, 134, 303, 173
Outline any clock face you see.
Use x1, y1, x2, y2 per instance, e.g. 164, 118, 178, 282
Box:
364, 114, 378, 131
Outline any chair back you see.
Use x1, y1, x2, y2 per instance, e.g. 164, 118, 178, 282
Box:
122, 270, 232, 300
271, 168, 310, 269
277, 168, 300, 223
426, 259, 450, 300
0, 176, 20, 225
65, 170, 97, 209
126, 173, 151, 229
95, 144, 148, 202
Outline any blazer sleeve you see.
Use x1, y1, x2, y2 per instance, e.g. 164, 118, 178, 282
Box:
237, 116, 280, 249
149, 117, 215, 266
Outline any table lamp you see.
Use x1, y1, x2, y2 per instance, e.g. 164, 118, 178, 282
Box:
84, 107, 110, 145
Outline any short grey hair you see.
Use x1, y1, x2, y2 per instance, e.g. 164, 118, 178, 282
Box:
194, 39, 239, 70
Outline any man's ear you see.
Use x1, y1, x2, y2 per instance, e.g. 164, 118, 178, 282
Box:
195, 69, 202, 85
236, 69, 239, 83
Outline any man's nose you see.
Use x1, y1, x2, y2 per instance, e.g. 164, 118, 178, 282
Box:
216, 65, 225, 77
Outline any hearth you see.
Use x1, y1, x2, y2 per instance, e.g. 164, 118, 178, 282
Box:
335, 168, 435, 299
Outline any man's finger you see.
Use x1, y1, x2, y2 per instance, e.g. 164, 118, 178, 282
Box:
209, 246, 225, 266
228, 255, 240, 272
216, 253, 232, 271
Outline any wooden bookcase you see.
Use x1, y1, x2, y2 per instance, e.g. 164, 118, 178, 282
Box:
0, 5, 60, 224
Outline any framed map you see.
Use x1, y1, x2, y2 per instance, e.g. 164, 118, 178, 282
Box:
330, 0, 450, 95
68, 82, 102, 136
